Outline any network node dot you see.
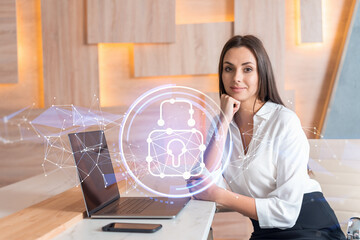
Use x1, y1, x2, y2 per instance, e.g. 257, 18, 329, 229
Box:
160, 173, 165, 178
146, 156, 153, 162
170, 98, 175, 104
189, 109, 194, 114
166, 128, 173, 135
183, 172, 190, 180
147, 138, 152, 143
188, 119, 195, 127
157, 119, 165, 126
181, 147, 187, 153
200, 162, 205, 168
167, 149, 172, 155
199, 144, 206, 151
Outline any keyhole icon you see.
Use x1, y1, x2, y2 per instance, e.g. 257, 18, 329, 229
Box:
166, 139, 186, 168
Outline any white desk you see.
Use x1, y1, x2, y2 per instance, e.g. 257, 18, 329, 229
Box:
53, 200, 215, 240
0, 170, 216, 240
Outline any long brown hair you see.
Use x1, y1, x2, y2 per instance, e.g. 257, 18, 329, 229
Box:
218, 35, 284, 106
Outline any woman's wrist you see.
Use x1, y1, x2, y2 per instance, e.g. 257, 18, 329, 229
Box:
214, 187, 228, 205
215, 188, 239, 210
218, 115, 231, 133
214, 189, 258, 220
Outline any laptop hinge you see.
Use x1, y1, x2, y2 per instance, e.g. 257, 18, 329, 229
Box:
89, 195, 120, 216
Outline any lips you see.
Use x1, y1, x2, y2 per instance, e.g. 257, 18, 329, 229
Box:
230, 86, 247, 92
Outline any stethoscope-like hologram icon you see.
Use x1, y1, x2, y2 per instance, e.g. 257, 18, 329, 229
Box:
146, 99, 206, 180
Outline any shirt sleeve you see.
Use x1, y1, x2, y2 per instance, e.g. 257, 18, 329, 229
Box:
255, 113, 309, 229
202, 115, 229, 189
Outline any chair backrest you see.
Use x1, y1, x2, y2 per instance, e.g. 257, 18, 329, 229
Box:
309, 139, 360, 234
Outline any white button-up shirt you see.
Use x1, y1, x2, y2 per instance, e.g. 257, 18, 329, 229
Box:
218, 101, 321, 229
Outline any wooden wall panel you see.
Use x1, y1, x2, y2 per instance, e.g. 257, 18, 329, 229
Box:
320, 0, 358, 138
234, 0, 285, 97
176, 0, 234, 24
41, 0, 99, 107
300, 0, 323, 43
0, 0, 18, 83
87, 0, 175, 44
285, 0, 354, 138
133, 22, 233, 77
99, 44, 220, 108
0, 0, 43, 110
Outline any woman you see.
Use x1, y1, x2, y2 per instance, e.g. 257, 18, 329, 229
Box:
188, 35, 345, 239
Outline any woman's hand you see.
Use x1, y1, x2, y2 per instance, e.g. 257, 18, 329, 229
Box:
220, 94, 240, 124
187, 175, 222, 202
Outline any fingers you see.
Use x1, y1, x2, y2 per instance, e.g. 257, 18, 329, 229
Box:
186, 175, 206, 193
233, 100, 240, 113
186, 176, 202, 187
220, 94, 241, 122
186, 176, 212, 201
220, 94, 240, 109
188, 175, 203, 181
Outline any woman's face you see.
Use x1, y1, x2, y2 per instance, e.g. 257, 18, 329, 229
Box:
222, 47, 259, 103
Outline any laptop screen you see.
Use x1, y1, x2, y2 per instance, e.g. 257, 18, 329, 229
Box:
68, 130, 119, 215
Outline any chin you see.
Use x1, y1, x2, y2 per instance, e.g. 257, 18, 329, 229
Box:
229, 94, 249, 102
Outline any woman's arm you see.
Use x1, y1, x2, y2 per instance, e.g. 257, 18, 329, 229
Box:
203, 94, 240, 171
216, 188, 258, 220
190, 94, 258, 220
188, 175, 258, 220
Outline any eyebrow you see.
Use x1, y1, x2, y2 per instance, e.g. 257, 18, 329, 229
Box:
224, 61, 255, 66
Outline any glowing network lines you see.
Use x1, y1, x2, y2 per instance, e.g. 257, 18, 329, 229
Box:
0, 88, 351, 201
0, 104, 42, 144
145, 98, 206, 180
0, 95, 141, 193
120, 85, 232, 198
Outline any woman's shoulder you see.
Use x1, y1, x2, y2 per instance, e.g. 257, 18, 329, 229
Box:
266, 102, 301, 126
262, 102, 306, 143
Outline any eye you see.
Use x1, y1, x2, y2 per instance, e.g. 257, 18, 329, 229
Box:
224, 66, 232, 72
244, 67, 253, 73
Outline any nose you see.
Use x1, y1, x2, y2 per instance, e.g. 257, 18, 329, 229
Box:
233, 69, 243, 83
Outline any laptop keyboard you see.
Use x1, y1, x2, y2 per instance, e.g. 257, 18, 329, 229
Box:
115, 198, 154, 214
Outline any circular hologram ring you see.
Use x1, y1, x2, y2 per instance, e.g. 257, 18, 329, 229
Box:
119, 85, 232, 198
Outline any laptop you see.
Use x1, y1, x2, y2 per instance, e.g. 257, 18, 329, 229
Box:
68, 130, 190, 219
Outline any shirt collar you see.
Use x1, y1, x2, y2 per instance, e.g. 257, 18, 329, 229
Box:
230, 101, 277, 126
254, 101, 277, 120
